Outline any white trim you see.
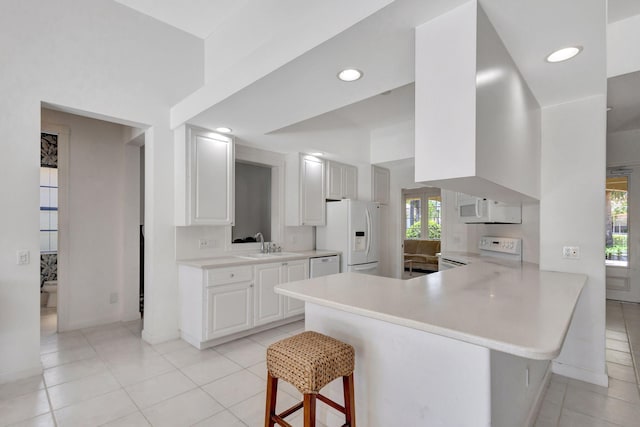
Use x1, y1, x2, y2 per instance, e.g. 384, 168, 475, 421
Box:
141, 327, 181, 346
525, 365, 552, 427
0, 365, 43, 385
41, 122, 70, 333
551, 360, 609, 387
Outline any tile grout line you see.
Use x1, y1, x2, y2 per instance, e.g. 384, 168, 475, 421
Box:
620, 303, 640, 388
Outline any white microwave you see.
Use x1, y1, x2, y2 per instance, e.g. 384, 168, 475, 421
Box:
458, 194, 521, 224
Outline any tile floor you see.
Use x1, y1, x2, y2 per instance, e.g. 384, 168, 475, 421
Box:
1, 302, 640, 426
534, 300, 640, 427
1, 312, 315, 427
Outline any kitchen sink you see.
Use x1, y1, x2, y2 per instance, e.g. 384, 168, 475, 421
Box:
235, 252, 303, 260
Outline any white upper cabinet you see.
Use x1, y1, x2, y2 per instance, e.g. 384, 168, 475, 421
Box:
285, 153, 326, 226
175, 125, 234, 226
326, 160, 358, 200
372, 165, 390, 205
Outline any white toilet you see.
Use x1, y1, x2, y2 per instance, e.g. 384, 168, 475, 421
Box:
42, 280, 58, 308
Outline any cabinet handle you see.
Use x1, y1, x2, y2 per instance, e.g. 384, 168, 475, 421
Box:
230, 273, 235, 278
250, 284, 254, 288
282, 262, 288, 266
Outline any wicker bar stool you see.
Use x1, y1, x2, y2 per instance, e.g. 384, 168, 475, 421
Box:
265, 331, 356, 427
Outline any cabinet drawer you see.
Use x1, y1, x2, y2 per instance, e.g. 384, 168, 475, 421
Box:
207, 266, 253, 286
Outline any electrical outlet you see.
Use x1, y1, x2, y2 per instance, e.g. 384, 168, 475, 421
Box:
562, 246, 580, 259
198, 239, 209, 249
110, 292, 118, 304
16, 249, 29, 265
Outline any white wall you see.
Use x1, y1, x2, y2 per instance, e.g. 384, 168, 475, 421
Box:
370, 120, 414, 164
415, 1, 541, 203
42, 109, 141, 329
607, 14, 640, 78
607, 129, 640, 166
381, 159, 427, 278
0, 0, 202, 382
474, 5, 540, 201
540, 95, 607, 386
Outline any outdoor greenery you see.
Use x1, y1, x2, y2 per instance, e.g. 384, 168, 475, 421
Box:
406, 221, 421, 239
406, 220, 441, 240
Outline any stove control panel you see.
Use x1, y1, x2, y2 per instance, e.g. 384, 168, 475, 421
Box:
478, 237, 522, 255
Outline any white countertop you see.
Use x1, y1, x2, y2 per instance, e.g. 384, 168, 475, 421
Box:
275, 260, 586, 360
176, 250, 339, 269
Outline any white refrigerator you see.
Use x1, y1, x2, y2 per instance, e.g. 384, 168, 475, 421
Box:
316, 200, 380, 275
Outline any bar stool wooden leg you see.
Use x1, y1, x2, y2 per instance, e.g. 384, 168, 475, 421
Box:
265, 372, 278, 427
303, 393, 316, 427
343, 373, 356, 427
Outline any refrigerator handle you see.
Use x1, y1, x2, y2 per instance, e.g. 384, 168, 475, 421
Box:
365, 207, 372, 257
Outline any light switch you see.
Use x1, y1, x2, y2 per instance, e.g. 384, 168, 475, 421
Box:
17, 250, 30, 265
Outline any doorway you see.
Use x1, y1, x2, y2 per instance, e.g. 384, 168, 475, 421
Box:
606, 168, 640, 302
401, 187, 441, 278
41, 108, 143, 336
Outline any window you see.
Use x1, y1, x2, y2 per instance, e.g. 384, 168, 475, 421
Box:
232, 161, 272, 243
40, 166, 58, 253
606, 175, 628, 267
404, 189, 441, 240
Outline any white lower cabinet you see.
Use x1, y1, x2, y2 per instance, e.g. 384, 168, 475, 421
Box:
179, 259, 310, 349
283, 260, 309, 317
254, 263, 284, 326
254, 259, 310, 325
205, 282, 253, 340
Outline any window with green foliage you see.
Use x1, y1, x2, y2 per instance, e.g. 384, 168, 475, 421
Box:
404, 189, 441, 240
606, 175, 628, 267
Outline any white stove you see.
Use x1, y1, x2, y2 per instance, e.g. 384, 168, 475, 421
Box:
439, 236, 522, 270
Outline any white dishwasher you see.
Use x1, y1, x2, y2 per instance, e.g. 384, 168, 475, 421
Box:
309, 255, 340, 277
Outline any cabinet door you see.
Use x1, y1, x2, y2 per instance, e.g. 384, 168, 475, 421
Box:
372, 165, 390, 205
205, 282, 252, 340
190, 128, 234, 225
283, 260, 309, 317
301, 155, 326, 225
326, 161, 344, 200
254, 263, 284, 326
343, 165, 358, 200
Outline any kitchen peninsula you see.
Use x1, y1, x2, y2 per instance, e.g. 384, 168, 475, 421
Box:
275, 261, 586, 427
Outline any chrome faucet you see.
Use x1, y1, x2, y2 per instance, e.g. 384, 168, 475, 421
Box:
254, 232, 265, 253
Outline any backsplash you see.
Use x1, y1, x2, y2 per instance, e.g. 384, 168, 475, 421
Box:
175, 225, 314, 260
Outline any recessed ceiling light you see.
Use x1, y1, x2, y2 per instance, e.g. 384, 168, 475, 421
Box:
215, 127, 232, 133
310, 152, 324, 156
337, 68, 363, 82
545, 46, 582, 63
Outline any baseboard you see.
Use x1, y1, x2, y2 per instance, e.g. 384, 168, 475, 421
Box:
60, 315, 121, 332
526, 365, 552, 427
552, 361, 609, 387
141, 328, 180, 345
0, 365, 43, 385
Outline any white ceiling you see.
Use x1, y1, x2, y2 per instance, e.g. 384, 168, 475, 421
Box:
115, 0, 640, 156
608, 0, 640, 23
113, 0, 250, 39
